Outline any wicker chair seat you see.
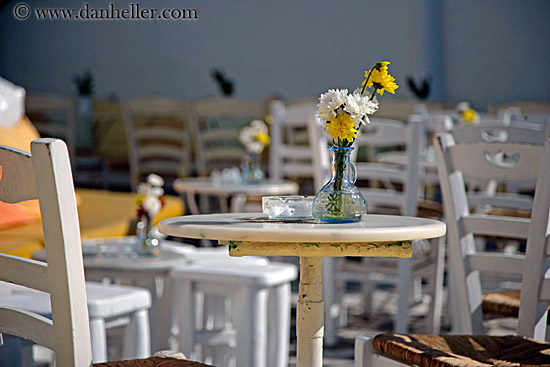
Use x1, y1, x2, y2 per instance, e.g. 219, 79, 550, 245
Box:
93, 356, 214, 367
373, 333, 550, 367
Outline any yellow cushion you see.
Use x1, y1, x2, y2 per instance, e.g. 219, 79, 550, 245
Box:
0, 189, 184, 258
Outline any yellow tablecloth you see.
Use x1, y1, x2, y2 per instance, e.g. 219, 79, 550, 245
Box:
0, 189, 184, 258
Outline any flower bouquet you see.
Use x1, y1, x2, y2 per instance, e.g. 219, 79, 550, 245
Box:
134, 174, 165, 256
313, 62, 399, 222
239, 119, 270, 183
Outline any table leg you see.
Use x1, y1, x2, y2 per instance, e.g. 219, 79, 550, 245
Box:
297, 256, 324, 367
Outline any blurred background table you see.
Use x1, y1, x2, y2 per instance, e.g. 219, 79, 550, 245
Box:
33, 237, 194, 352
173, 177, 299, 214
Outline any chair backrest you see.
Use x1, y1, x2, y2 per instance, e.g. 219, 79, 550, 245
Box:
433, 130, 547, 335
188, 98, 266, 176
354, 115, 426, 216
25, 94, 77, 165
268, 100, 329, 192
0, 138, 92, 366
517, 139, 550, 340
124, 97, 194, 189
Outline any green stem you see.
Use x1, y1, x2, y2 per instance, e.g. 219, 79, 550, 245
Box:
361, 66, 375, 95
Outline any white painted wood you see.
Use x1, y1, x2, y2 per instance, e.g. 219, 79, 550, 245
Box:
353, 138, 550, 366
25, 94, 77, 167
0, 138, 93, 366
0, 308, 54, 350
297, 257, 324, 367
268, 100, 329, 191
188, 98, 265, 176
517, 139, 550, 340
434, 131, 548, 335
171, 258, 297, 367
124, 96, 194, 188
0, 255, 49, 293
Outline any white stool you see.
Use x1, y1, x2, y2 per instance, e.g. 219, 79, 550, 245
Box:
171, 258, 297, 367
0, 282, 151, 363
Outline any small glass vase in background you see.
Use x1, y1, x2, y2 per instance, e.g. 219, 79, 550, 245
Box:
241, 153, 264, 184
135, 215, 160, 257
312, 146, 367, 223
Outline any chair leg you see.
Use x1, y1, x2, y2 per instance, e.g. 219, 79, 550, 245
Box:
394, 258, 413, 333
233, 286, 269, 367
424, 236, 445, 333
177, 279, 197, 360
122, 308, 151, 359
89, 317, 107, 363
323, 257, 339, 347
267, 283, 291, 367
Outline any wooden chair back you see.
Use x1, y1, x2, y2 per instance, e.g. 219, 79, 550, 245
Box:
268, 100, 329, 192
433, 130, 547, 334
188, 98, 266, 176
124, 97, 194, 189
517, 139, 550, 340
25, 94, 77, 166
354, 115, 425, 216
0, 138, 92, 366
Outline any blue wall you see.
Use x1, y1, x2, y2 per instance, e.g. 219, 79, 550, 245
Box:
1, 0, 548, 110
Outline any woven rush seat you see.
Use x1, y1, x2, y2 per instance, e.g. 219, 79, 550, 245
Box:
482, 289, 522, 317
373, 333, 550, 367
483, 290, 550, 318
93, 356, 214, 366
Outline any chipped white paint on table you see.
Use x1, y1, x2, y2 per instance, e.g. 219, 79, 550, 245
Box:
159, 213, 446, 367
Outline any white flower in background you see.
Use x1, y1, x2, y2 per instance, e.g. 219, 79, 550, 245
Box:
239, 119, 270, 154
136, 174, 165, 219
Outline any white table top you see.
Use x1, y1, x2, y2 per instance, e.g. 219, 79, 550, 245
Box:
173, 177, 299, 196
159, 213, 446, 243
33, 237, 191, 271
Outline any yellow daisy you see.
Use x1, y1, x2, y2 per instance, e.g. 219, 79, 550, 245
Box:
363, 62, 399, 95
255, 131, 270, 145
326, 113, 358, 143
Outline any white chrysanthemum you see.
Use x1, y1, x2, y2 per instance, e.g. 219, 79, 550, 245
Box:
142, 196, 162, 217
240, 120, 269, 153
345, 93, 379, 126
147, 174, 164, 187
247, 141, 264, 154
317, 89, 348, 121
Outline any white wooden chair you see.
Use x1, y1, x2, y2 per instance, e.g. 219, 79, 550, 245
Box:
0, 139, 174, 366
354, 136, 550, 367
124, 97, 195, 190
189, 98, 266, 177
268, 99, 329, 193
340, 115, 445, 335
25, 94, 77, 167
171, 258, 297, 367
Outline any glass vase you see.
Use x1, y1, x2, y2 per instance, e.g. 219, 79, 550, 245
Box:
134, 215, 160, 257
312, 146, 367, 223
241, 153, 264, 184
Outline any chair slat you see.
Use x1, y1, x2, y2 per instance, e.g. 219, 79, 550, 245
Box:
0, 307, 55, 350
0, 146, 38, 203
462, 215, 530, 239
467, 253, 524, 275
0, 255, 49, 293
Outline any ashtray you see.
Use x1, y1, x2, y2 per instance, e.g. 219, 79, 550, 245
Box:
262, 196, 314, 219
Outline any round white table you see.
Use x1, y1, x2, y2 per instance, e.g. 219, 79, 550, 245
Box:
173, 178, 299, 214
159, 213, 446, 367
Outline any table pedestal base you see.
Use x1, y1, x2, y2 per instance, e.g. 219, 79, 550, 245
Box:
297, 257, 324, 367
